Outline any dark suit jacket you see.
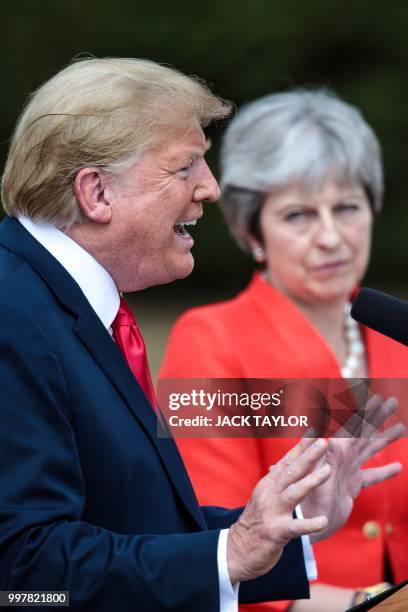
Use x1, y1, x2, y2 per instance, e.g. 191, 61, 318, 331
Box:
0, 217, 309, 611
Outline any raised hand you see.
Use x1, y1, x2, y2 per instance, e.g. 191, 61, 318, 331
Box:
227, 437, 331, 583
301, 395, 404, 542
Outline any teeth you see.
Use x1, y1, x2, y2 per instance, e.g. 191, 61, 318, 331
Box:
180, 219, 197, 226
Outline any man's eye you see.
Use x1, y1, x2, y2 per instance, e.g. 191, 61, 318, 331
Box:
178, 159, 194, 174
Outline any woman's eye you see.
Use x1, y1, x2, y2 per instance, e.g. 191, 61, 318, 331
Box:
335, 202, 360, 213
285, 210, 312, 222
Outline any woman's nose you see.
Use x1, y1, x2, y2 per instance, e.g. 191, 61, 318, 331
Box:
314, 212, 342, 249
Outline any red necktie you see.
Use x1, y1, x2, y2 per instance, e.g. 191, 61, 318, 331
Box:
112, 297, 157, 410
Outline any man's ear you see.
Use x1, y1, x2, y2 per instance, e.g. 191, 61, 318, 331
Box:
73, 167, 113, 224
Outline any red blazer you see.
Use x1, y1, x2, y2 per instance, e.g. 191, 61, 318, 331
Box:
159, 273, 408, 610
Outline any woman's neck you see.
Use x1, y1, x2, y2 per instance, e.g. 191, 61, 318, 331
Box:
261, 273, 367, 376
294, 297, 367, 377
296, 299, 347, 363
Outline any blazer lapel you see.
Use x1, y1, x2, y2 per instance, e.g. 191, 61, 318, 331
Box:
0, 217, 206, 530
74, 311, 207, 529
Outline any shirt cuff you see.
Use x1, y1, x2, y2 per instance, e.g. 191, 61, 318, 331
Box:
295, 504, 318, 580
218, 528, 239, 612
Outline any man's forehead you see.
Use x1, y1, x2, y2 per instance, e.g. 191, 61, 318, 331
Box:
162, 129, 211, 161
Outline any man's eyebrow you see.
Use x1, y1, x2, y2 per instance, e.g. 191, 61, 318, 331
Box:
167, 138, 212, 164
187, 138, 212, 157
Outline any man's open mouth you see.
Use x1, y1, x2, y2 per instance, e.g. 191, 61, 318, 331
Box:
173, 219, 197, 238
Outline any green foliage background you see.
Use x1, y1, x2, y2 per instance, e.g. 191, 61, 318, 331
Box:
1, 0, 408, 299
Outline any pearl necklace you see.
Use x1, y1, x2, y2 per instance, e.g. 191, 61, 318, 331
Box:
341, 302, 365, 378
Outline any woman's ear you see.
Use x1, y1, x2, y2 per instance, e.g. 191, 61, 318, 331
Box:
246, 234, 266, 263
73, 167, 113, 224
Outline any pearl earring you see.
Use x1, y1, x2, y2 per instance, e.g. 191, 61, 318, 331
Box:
253, 246, 265, 262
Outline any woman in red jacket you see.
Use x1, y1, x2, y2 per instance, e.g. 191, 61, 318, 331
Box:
159, 89, 408, 611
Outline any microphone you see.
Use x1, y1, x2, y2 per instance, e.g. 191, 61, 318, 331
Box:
351, 287, 408, 346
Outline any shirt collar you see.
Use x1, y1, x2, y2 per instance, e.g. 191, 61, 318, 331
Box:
18, 216, 120, 329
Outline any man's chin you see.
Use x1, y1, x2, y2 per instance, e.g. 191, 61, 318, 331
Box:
122, 256, 195, 292
172, 254, 195, 282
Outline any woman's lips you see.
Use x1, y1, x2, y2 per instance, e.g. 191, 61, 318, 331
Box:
312, 260, 349, 274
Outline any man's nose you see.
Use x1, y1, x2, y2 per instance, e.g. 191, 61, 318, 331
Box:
193, 162, 220, 203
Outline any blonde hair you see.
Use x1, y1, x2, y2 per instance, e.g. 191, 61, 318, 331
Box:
2, 57, 231, 227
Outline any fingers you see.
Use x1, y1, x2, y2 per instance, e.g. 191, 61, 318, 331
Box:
332, 395, 399, 440
270, 439, 328, 492
284, 515, 328, 539
331, 394, 384, 439
360, 396, 399, 436
361, 462, 403, 488
269, 436, 316, 470
357, 423, 405, 465
303, 427, 320, 439
282, 463, 332, 508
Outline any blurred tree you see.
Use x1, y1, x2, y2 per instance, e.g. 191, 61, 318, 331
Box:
1, 0, 408, 294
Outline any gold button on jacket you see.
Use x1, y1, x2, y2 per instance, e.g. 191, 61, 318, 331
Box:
363, 520, 380, 539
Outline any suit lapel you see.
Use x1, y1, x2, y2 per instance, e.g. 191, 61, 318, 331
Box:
0, 217, 206, 530
74, 311, 207, 529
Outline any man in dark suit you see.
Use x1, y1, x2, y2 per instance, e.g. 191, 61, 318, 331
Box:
0, 57, 403, 611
